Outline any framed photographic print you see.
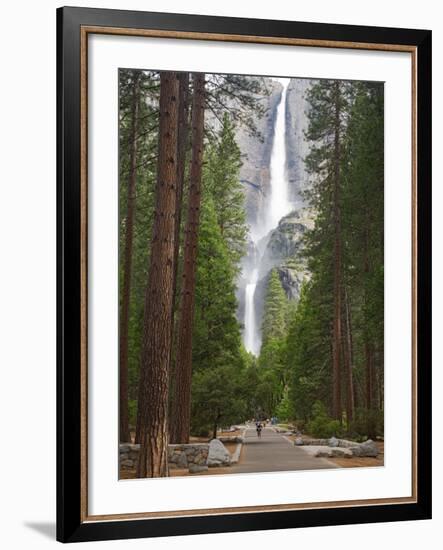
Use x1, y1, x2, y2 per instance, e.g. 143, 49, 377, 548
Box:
57, 6, 432, 543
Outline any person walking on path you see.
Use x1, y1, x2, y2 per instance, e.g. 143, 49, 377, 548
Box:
256, 422, 263, 438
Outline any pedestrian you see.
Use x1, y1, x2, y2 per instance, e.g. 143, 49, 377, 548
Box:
256, 422, 262, 438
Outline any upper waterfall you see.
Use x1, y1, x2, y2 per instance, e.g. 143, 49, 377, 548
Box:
242, 78, 293, 355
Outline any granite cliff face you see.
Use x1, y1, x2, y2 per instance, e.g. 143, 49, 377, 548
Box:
285, 78, 313, 207
235, 79, 282, 225
235, 77, 314, 226
256, 210, 311, 314
237, 210, 311, 334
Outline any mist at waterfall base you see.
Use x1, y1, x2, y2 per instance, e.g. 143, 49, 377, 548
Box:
242, 78, 293, 356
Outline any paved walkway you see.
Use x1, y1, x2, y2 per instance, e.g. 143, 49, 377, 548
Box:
231, 426, 338, 473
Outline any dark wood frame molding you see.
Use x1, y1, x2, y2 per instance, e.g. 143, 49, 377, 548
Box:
57, 6, 432, 542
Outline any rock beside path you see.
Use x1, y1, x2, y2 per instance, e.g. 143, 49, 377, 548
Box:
314, 448, 353, 458
208, 439, 231, 467
301, 437, 379, 458
349, 439, 379, 457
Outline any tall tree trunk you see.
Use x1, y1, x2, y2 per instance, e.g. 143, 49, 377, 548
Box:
342, 285, 354, 425
168, 73, 190, 437
212, 411, 221, 440
363, 223, 374, 412
119, 72, 140, 443
376, 343, 384, 410
135, 72, 180, 477
365, 342, 374, 410
170, 73, 206, 444
332, 81, 342, 420
172, 72, 190, 304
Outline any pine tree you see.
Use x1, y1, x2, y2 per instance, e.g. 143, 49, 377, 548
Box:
286, 281, 332, 422
261, 269, 289, 345
189, 196, 248, 437
341, 81, 384, 427
304, 79, 351, 420
119, 69, 160, 439
203, 113, 247, 268
170, 73, 206, 444
136, 72, 180, 477
119, 70, 140, 443
254, 269, 290, 418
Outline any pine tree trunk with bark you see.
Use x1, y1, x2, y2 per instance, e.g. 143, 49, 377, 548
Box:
168, 73, 190, 436
343, 286, 354, 424
365, 342, 374, 410
172, 73, 190, 304
170, 73, 206, 444
363, 224, 374, 412
119, 72, 140, 443
135, 72, 180, 477
332, 81, 343, 420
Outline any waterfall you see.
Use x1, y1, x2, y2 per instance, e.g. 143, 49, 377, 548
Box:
244, 268, 259, 354
242, 78, 292, 355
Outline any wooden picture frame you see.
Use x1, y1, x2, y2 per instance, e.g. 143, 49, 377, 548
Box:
57, 6, 432, 543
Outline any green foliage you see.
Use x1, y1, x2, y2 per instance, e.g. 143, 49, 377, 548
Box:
189, 194, 251, 435
275, 388, 293, 422
286, 281, 332, 421
283, 79, 384, 433
261, 269, 289, 344
203, 114, 248, 268
119, 69, 160, 400
191, 194, 243, 370
191, 363, 250, 436
250, 270, 292, 419
306, 402, 342, 439
205, 74, 270, 137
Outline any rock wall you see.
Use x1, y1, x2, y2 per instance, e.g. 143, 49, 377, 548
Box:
119, 443, 209, 471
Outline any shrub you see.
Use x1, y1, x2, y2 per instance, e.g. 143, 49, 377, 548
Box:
275, 391, 293, 422
306, 401, 343, 438
349, 408, 384, 439
294, 419, 307, 433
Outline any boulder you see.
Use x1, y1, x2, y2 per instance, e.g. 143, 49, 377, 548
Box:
336, 439, 358, 448
350, 440, 379, 457
304, 438, 330, 446
176, 453, 188, 468
207, 439, 231, 467
314, 449, 332, 458
330, 448, 353, 458
294, 438, 304, 446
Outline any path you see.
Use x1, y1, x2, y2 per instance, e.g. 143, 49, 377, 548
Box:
231, 426, 338, 473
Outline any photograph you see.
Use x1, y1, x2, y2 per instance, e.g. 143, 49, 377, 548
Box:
118, 69, 385, 479
54, 5, 431, 542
